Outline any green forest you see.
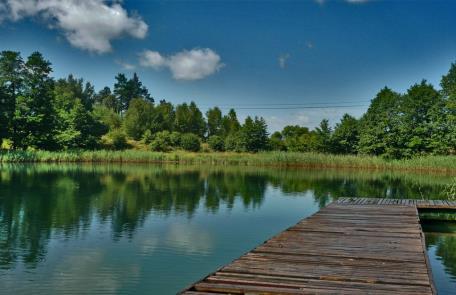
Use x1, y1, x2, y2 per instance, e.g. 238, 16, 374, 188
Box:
0, 50, 455, 159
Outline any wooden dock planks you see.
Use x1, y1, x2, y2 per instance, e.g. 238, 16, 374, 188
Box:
179, 198, 444, 294
336, 197, 456, 209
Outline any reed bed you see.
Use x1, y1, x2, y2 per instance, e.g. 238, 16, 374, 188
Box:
1, 150, 456, 172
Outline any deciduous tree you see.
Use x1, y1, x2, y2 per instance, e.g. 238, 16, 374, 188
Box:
14, 52, 56, 149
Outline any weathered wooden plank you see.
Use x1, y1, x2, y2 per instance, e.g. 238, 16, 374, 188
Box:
179, 199, 439, 295
212, 272, 431, 289
193, 282, 432, 295
205, 275, 433, 293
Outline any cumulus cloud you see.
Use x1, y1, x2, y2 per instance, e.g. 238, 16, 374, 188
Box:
139, 48, 224, 80
0, 0, 148, 53
139, 50, 167, 69
278, 53, 290, 69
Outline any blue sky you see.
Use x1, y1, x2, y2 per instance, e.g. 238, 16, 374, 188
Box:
1, 0, 456, 131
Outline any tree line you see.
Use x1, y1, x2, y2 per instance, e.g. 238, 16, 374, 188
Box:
0, 50, 455, 158
271, 74, 456, 158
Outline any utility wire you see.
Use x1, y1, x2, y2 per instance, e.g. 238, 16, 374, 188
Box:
205, 104, 368, 110
197, 100, 372, 108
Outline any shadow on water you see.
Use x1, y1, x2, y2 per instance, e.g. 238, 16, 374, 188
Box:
0, 163, 455, 293
423, 220, 456, 295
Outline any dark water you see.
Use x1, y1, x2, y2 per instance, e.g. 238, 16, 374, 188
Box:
422, 221, 456, 295
0, 164, 454, 294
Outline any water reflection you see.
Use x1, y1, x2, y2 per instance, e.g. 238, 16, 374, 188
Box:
0, 163, 454, 293
423, 221, 456, 295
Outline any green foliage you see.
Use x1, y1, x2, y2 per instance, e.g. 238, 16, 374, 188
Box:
279, 125, 318, 152
169, 131, 182, 147
103, 129, 129, 150
142, 129, 154, 144
0, 51, 23, 145
96, 86, 118, 112
441, 63, 456, 154
221, 109, 241, 137
358, 87, 401, 157
14, 52, 56, 150
397, 81, 442, 157
155, 100, 175, 131
282, 125, 309, 138
55, 99, 105, 149
149, 130, 181, 152
114, 73, 151, 113
332, 114, 359, 154
269, 131, 286, 151
1, 49, 456, 159
53, 75, 106, 149
92, 105, 122, 131
441, 63, 456, 101
224, 132, 244, 152
150, 131, 172, 152
2, 151, 456, 175
180, 133, 201, 152
206, 107, 223, 137
239, 116, 269, 152
315, 119, 332, 153
123, 98, 155, 140
208, 135, 225, 151
291, 133, 318, 152
174, 102, 206, 137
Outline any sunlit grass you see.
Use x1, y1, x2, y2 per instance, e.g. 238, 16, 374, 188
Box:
1, 150, 456, 172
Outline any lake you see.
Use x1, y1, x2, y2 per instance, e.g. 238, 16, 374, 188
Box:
0, 164, 455, 294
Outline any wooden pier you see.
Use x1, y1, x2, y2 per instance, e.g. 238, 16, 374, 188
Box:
179, 198, 456, 295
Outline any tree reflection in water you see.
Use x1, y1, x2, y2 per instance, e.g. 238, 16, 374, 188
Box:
0, 163, 452, 270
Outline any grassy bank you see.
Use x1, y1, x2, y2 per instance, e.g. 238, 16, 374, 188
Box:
1, 150, 456, 172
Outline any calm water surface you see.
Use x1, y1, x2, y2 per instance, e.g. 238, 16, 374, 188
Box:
423, 221, 456, 295
0, 164, 454, 294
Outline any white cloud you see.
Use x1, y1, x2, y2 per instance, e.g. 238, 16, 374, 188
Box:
278, 53, 290, 69
139, 50, 167, 69
0, 4, 7, 21
115, 59, 135, 70
0, 0, 148, 53
139, 48, 224, 80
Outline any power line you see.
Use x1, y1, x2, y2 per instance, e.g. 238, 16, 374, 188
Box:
197, 100, 372, 108
206, 104, 369, 110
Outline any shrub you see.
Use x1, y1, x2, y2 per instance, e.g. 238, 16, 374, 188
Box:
208, 135, 225, 151
102, 129, 129, 150
142, 130, 154, 144
170, 132, 182, 147
180, 133, 201, 152
150, 131, 172, 152
225, 132, 244, 152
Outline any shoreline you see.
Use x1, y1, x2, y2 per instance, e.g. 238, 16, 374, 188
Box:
1, 150, 456, 174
